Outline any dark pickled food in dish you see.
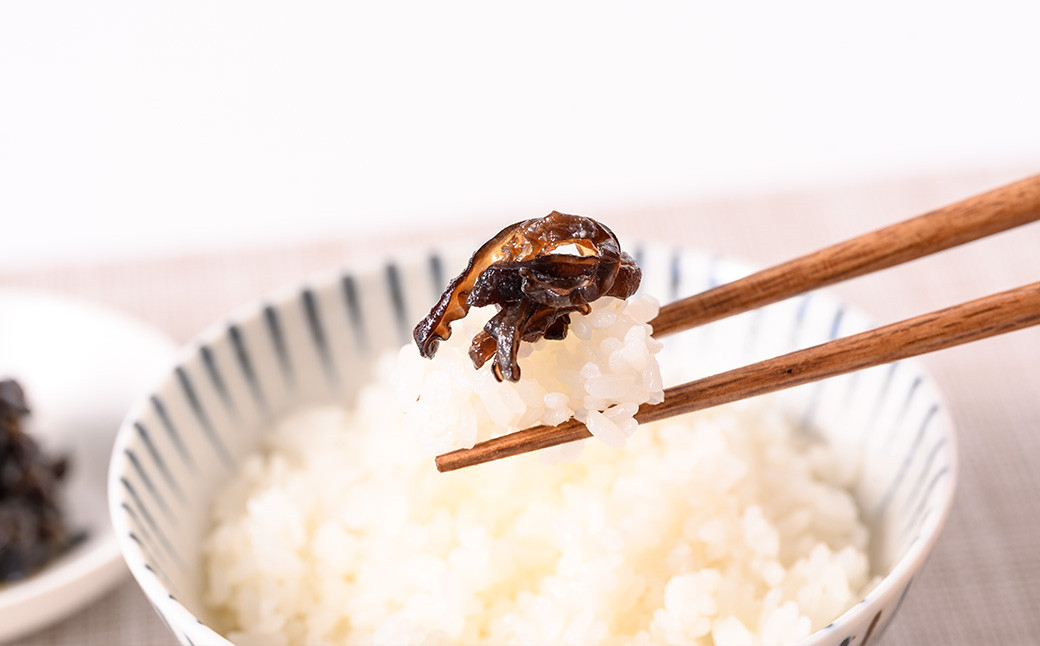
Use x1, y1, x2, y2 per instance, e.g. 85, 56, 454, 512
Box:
413, 211, 641, 382
0, 379, 80, 583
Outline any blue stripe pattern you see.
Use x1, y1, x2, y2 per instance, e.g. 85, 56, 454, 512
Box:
706, 254, 723, 289
631, 245, 645, 272
200, 344, 237, 418
428, 253, 445, 299
668, 249, 682, 301
385, 262, 410, 343
303, 287, 338, 385
228, 323, 267, 412
341, 274, 368, 353
903, 465, 951, 543
883, 375, 924, 452
264, 303, 294, 386
124, 449, 173, 522
875, 403, 940, 518
901, 436, 949, 518
175, 366, 232, 468
134, 421, 186, 504
151, 395, 195, 473
800, 305, 848, 430
126, 524, 171, 586
120, 477, 184, 569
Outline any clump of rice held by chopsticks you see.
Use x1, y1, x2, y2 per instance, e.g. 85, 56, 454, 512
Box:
403, 210, 663, 456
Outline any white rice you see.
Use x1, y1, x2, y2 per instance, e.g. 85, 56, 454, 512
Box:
203, 298, 878, 646
394, 296, 664, 456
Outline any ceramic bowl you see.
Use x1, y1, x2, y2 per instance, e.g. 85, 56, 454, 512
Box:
108, 243, 957, 645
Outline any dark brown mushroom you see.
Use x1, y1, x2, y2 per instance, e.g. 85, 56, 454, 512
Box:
413, 211, 640, 382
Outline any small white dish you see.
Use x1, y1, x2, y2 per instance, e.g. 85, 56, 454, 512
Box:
0, 288, 178, 644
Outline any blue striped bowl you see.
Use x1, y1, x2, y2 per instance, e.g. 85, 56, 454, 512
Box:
108, 243, 957, 646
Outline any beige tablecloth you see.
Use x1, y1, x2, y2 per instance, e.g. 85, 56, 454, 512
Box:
6, 166, 1039, 645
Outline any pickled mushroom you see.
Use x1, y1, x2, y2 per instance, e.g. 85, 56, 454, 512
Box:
0, 379, 80, 582
413, 211, 641, 381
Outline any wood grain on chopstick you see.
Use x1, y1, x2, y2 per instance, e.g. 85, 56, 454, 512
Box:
649, 173, 1040, 337
436, 281, 1040, 472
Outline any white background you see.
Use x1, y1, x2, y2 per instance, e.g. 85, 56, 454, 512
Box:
2, 1, 1038, 270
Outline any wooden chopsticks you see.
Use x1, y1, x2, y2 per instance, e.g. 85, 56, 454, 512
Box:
649, 172, 1040, 336
435, 174, 1040, 473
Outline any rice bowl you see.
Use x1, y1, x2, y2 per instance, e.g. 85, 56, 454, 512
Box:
108, 243, 957, 646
